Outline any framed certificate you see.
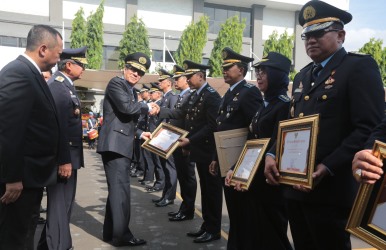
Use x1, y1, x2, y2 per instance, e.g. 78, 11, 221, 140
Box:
346, 140, 386, 249
230, 138, 270, 190
276, 114, 319, 189
214, 128, 249, 177
141, 123, 189, 159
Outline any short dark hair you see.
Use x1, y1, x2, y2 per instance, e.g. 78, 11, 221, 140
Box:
57, 59, 72, 71
26, 25, 62, 51
235, 63, 248, 77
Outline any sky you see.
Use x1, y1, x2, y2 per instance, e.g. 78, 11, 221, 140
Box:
344, 0, 386, 51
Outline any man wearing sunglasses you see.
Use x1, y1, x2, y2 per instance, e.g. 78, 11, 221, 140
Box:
37, 46, 87, 250
97, 52, 152, 247
264, 1, 384, 250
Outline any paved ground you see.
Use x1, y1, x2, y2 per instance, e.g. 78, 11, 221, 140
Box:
36, 146, 375, 250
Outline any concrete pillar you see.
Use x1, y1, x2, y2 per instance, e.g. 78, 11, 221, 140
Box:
49, 0, 62, 24
293, 11, 311, 71
193, 0, 204, 22
251, 4, 264, 60
126, 0, 138, 25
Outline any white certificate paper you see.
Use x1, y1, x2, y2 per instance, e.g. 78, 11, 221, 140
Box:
280, 130, 311, 174
149, 128, 180, 152
234, 147, 261, 180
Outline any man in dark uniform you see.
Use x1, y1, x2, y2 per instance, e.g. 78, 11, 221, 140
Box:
97, 52, 153, 247
37, 46, 87, 250
209, 47, 263, 249
167, 65, 197, 221
130, 86, 151, 179
264, 1, 384, 249
154, 60, 222, 243
144, 86, 165, 193
0, 24, 63, 250
152, 69, 178, 207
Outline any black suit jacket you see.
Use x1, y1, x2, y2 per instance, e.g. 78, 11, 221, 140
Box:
48, 71, 84, 169
0, 55, 60, 188
285, 48, 384, 206
97, 76, 148, 158
159, 83, 221, 162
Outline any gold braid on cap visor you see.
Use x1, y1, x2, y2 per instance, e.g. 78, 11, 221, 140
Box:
303, 17, 341, 28
126, 61, 146, 72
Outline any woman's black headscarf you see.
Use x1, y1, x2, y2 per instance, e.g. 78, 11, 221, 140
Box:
260, 66, 289, 102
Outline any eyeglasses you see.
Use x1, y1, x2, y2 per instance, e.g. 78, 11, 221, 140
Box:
301, 28, 341, 40
254, 69, 265, 78
126, 65, 145, 77
71, 60, 85, 70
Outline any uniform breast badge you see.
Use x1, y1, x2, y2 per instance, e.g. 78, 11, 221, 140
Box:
325, 70, 336, 88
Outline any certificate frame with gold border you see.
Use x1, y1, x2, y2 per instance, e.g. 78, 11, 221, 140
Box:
276, 114, 319, 189
346, 140, 386, 249
141, 122, 188, 159
230, 138, 270, 191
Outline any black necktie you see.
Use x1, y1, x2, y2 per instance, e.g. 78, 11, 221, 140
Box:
311, 64, 323, 83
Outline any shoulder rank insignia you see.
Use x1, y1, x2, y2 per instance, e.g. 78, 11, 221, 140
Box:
55, 76, 65, 82
207, 86, 215, 93
278, 95, 290, 102
243, 83, 253, 88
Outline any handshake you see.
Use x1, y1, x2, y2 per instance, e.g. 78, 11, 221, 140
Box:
148, 103, 160, 116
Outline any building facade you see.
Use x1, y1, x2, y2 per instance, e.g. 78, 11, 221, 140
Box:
0, 0, 350, 73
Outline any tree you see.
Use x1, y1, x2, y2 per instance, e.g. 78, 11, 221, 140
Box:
208, 15, 245, 77
263, 30, 294, 60
86, 0, 105, 69
174, 16, 209, 66
118, 15, 151, 68
359, 38, 386, 85
70, 7, 87, 49
263, 30, 295, 80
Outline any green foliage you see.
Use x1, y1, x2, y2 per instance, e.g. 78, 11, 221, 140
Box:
174, 16, 209, 66
359, 38, 386, 85
208, 16, 245, 77
263, 30, 294, 60
118, 15, 151, 69
70, 7, 87, 49
263, 30, 295, 80
86, 0, 105, 69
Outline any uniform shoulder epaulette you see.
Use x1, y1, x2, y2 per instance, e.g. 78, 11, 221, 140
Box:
348, 51, 369, 57
207, 86, 216, 93
278, 95, 290, 102
300, 62, 313, 72
189, 89, 196, 93
116, 75, 124, 79
55, 76, 65, 82
243, 82, 254, 88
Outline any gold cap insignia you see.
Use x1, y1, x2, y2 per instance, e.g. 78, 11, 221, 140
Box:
222, 51, 228, 59
303, 5, 316, 20
139, 57, 147, 65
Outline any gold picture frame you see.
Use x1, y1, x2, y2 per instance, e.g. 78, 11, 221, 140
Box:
214, 128, 249, 177
230, 138, 270, 190
276, 114, 319, 189
141, 122, 189, 159
346, 140, 386, 249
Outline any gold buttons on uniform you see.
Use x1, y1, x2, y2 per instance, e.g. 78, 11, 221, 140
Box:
218, 122, 221, 125
322, 95, 327, 100
304, 95, 309, 101
299, 113, 304, 117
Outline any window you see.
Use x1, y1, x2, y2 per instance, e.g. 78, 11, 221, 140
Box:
102, 46, 119, 70
152, 50, 175, 63
204, 5, 251, 38
0, 36, 26, 47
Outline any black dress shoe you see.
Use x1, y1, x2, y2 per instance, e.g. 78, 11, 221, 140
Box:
152, 197, 163, 203
140, 180, 152, 186
147, 186, 162, 193
193, 232, 221, 243
112, 238, 146, 247
169, 212, 194, 221
155, 199, 174, 207
168, 210, 180, 216
186, 228, 205, 237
